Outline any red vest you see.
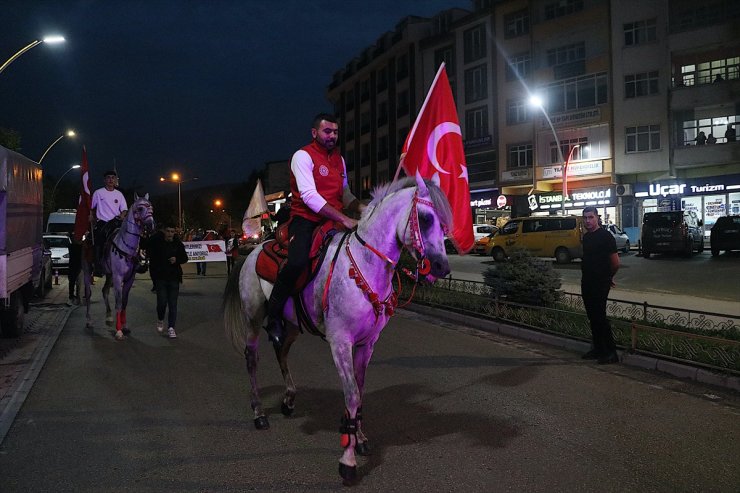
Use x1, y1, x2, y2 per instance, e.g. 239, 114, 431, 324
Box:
290, 141, 345, 223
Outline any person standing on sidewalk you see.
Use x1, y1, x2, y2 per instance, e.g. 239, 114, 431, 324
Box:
66, 238, 83, 305
148, 221, 188, 339
581, 206, 620, 364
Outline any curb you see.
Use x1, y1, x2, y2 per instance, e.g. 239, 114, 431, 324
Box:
402, 303, 740, 393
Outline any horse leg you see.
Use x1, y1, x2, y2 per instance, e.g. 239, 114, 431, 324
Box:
351, 341, 377, 457
83, 264, 93, 329
119, 276, 134, 335
328, 339, 361, 484
244, 330, 269, 429
112, 276, 125, 340
103, 275, 113, 325
274, 326, 299, 417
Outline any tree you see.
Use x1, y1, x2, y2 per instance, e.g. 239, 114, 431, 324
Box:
0, 127, 22, 151
483, 249, 562, 306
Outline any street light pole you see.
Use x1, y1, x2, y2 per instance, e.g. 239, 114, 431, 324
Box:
160, 173, 197, 231
530, 95, 567, 215
50, 164, 81, 211
0, 36, 66, 76
39, 130, 76, 165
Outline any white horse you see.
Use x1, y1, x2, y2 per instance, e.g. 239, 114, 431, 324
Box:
81, 194, 154, 339
224, 175, 452, 484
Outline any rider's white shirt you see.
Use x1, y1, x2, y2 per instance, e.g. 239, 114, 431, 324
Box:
91, 188, 127, 221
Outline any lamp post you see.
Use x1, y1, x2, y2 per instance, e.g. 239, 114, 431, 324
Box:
212, 199, 231, 230
530, 95, 579, 216
160, 173, 198, 231
0, 35, 66, 76
50, 164, 81, 211
39, 130, 76, 165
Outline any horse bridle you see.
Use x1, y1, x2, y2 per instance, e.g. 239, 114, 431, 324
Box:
112, 201, 153, 259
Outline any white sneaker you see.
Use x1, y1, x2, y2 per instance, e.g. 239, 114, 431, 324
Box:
115, 330, 124, 341
156, 321, 164, 334
167, 327, 177, 339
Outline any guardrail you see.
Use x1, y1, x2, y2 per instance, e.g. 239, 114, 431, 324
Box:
401, 277, 740, 374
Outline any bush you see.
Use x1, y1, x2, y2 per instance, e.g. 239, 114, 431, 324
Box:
483, 249, 562, 306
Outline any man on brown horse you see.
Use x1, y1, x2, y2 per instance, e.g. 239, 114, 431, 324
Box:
265, 113, 365, 349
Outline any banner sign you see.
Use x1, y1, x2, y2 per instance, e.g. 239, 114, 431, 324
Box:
183, 240, 226, 263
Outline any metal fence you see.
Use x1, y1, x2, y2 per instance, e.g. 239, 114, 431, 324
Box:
400, 277, 740, 374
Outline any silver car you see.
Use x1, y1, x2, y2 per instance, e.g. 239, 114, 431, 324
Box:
605, 224, 630, 253
43, 234, 72, 270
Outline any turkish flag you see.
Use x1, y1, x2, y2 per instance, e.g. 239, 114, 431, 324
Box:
207, 243, 223, 253
73, 146, 92, 242
401, 63, 474, 253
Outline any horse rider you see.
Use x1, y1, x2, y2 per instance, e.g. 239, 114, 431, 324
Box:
265, 112, 366, 349
90, 170, 128, 277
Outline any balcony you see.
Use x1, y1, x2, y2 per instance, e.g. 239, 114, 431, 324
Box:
673, 141, 740, 169
671, 77, 740, 109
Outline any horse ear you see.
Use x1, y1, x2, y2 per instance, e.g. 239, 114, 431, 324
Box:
134, 192, 140, 201
414, 172, 429, 197
144, 193, 149, 200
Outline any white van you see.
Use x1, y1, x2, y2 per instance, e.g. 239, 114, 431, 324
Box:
46, 209, 77, 235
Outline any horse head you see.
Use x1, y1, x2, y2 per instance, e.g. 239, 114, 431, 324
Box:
131, 193, 155, 235
401, 174, 451, 282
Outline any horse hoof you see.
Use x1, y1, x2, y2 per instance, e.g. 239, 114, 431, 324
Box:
338, 462, 357, 485
254, 416, 270, 430
114, 330, 124, 340
355, 440, 371, 456
281, 402, 294, 417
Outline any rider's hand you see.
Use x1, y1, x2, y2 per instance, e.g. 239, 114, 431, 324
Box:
343, 217, 358, 230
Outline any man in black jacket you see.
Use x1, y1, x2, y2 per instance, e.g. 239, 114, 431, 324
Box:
148, 222, 189, 339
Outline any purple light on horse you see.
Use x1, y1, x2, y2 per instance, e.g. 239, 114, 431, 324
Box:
224, 175, 451, 484
81, 194, 155, 339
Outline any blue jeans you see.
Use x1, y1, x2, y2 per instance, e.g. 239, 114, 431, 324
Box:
155, 279, 180, 329
196, 262, 207, 275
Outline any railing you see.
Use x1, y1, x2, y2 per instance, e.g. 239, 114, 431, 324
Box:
400, 277, 740, 374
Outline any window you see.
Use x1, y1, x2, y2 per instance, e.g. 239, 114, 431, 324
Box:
345, 119, 355, 142
378, 135, 389, 161
345, 89, 354, 111
397, 127, 408, 154
543, 73, 608, 112
505, 9, 529, 38
463, 24, 486, 64
465, 106, 488, 139
625, 71, 659, 98
464, 65, 487, 103
397, 90, 409, 117
677, 57, 740, 87
360, 111, 370, 135
506, 53, 531, 81
508, 143, 533, 168
506, 98, 530, 125
544, 0, 583, 20
548, 137, 589, 164
377, 100, 388, 127
626, 125, 661, 153
345, 149, 355, 171
500, 220, 521, 235
377, 67, 388, 93
435, 45, 455, 73
624, 18, 657, 46
546, 42, 585, 67
361, 143, 371, 164
360, 80, 370, 102
680, 114, 739, 145
396, 54, 409, 80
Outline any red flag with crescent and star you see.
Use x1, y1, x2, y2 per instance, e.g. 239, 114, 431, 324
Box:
400, 63, 474, 253
73, 146, 92, 242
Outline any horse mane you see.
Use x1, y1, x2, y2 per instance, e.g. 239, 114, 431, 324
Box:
366, 177, 453, 231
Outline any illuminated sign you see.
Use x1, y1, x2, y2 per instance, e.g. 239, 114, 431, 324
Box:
542, 161, 603, 179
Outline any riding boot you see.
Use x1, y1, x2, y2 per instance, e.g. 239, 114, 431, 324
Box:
266, 278, 291, 349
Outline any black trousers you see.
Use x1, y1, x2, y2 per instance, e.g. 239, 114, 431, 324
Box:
268, 216, 319, 319
67, 243, 82, 298
155, 279, 180, 329
581, 281, 615, 355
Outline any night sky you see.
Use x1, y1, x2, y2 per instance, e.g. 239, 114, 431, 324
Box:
2, 0, 470, 195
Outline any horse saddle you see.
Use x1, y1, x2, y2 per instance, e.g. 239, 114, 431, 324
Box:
255, 219, 338, 293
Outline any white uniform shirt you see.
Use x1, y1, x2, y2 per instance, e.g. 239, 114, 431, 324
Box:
91, 188, 128, 222
291, 149, 355, 213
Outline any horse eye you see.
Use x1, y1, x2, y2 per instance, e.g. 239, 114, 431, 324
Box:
418, 212, 433, 229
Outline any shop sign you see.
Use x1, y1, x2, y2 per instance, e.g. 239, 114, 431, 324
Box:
470, 197, 492, 207
538, 108, 600, 129
502, 168, 532, 181
497, 195, 507, 208
531, 187, 615, 210
634, 174, 740, 198
463, 134, 492, 149
543, 161, 603, 179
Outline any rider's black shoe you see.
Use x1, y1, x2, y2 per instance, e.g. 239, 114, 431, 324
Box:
265, 317, 286, 349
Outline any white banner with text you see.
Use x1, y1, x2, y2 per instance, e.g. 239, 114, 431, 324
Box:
183, 240, 227, 262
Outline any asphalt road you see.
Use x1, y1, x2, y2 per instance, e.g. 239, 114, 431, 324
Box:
0, 263, 739, 492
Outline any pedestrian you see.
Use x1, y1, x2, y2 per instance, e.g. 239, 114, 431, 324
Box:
707, 133, 717, 144
90, 170, 128, 276
274, 194, 292, 226
148, 221, 188, 339
580, 206, 620, 364
192, 228, 207, 275
695, 131, 707, 145
726, 124, 736, 142
226, 229, 239, 275
67, 237, 83, 305
265, 113, 366, 349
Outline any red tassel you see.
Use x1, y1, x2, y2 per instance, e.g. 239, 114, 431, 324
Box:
340, 434, 350, 448
418, 258, 431, 276
349, 267, 356, 278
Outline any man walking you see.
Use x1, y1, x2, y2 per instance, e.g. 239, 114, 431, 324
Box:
148, 221, 188, 339
581, 206, 620, 364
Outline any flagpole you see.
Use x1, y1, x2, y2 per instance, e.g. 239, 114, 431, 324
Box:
393, 62, 447, 182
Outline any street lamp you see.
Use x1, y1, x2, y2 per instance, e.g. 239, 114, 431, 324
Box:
50, 164, 81, 211
0, 35, 66, 76
212, 199, 231, 230
529, 95, 580, 216
160, 173, 198, 230
39, 129, 76, 165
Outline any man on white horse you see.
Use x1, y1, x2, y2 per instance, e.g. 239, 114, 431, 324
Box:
90, 170, 128, 277
265, 113, 365, 349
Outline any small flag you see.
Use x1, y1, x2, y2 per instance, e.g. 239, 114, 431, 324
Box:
242, 179, 268, 237
207, 244, 223, 253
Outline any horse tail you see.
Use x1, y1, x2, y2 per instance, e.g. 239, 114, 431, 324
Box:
223, 257, 247, 354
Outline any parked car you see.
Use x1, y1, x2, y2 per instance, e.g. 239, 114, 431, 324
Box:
485, 216, 584, 264
473, 224, 495, 241
710, 215, 740, 256
641, 211, 703, 259
605, 224, 630, 253
473, 228, 499, 255
42, 234, 72, 270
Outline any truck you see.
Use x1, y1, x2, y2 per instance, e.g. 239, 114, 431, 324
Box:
0, 145, 48, 337
46, 208, 77, 234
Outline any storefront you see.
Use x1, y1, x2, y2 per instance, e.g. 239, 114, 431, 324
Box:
528, 185, 617, 223
470, 189, 511, 227
633, 174, 740, 237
